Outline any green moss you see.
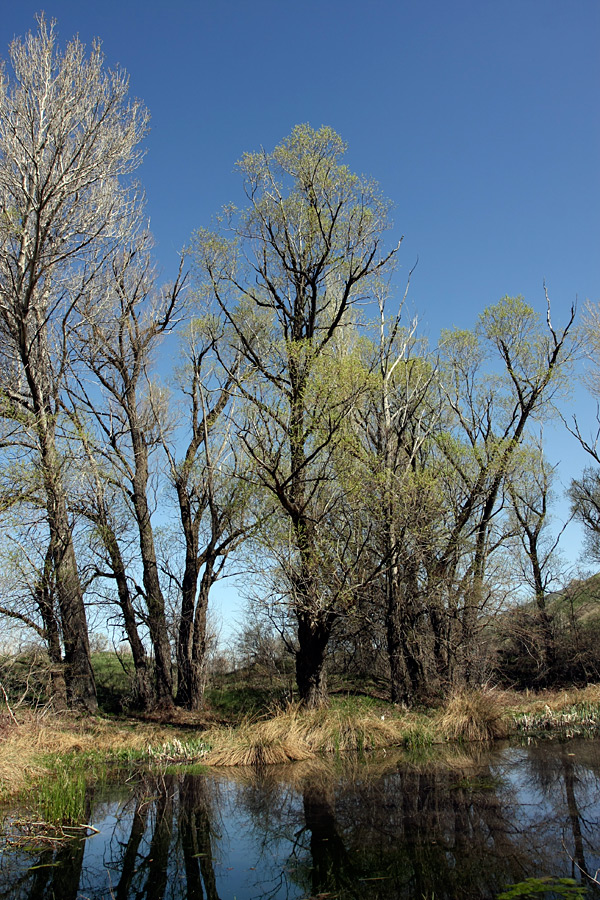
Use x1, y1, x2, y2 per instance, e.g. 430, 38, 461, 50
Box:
497, 876, 587, 898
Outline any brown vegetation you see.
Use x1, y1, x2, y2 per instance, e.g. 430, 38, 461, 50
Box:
1, 685, 600, 810
437, 689, 510, 742
0, 711, 191, 801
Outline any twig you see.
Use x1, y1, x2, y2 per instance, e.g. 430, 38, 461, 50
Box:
0, 680, 19, 726
561, 837, 600, 885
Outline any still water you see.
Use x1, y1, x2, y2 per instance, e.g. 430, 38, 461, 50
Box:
1, 739, 599, 899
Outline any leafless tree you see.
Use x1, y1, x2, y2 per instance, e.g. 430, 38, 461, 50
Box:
70, 225, 185, 706
157, 316, 253, 709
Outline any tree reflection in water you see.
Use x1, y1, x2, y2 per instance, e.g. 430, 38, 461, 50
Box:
1, 740, 599, 900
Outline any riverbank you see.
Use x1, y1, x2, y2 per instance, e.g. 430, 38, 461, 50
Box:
1, 685, 600, 816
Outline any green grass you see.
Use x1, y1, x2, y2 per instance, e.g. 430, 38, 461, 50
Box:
91, 651, 133, 712
205, 680, 283, 720
328, 694, 382, 715
497, 877, 588, 898
34, 761, 87, 826
403, 721, 435, 750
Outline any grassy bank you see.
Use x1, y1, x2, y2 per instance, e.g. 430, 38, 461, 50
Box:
1, 685, 600, 825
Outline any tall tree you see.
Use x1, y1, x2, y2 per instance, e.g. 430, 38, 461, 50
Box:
73, 226, 185, 706
351, 295, 575, 702
192, 125, 400, 706
159, 316, 251, 709
567, 299, 600, 561
351, 285, 438, 703
507, 442, 565, 680
0, 18, 148, 709
426, 295, 575, 690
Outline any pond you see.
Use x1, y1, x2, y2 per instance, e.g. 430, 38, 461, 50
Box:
1, 739, 599, 899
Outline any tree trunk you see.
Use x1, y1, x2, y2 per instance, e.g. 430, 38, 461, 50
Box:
177, 559, 215, 710
187, 561, 216, 710
130, 428, 173, 707
175, 500, 200, 708
530, 547, 556, 681
387, 601, 419, 705
385, 553, 426, 704
35, 545, 68, 711
43, 445, 97, 713
296, 610, 331, 707
102, 523, 152, 708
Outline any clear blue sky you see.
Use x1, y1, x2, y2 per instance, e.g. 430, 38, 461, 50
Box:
2, 1, 599, 627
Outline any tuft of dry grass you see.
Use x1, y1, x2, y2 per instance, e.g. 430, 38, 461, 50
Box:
205, 715, 314, 767
202, 702, 432, 766
437, 689, 510, 743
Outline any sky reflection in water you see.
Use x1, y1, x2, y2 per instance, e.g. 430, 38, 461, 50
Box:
1, 738, 600, 900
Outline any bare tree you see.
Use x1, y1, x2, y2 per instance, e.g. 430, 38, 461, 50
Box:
158, 316, 252, 709
0, 18, 148, 708
71, 226, 185, 706
69, 435, 153, 709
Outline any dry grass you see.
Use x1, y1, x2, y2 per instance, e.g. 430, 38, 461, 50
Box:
203, 702, 433, 767
514, 683, 600, 715
1, 684, 599, 794
0, 710, 194, 801
436, 689, 510, 742
205, 723, 313, 767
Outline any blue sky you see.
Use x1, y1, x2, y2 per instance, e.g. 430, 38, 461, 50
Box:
3, 1, 597, 318
2, 1, 599, 628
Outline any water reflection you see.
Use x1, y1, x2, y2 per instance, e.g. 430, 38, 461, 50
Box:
1, 740, 599, 899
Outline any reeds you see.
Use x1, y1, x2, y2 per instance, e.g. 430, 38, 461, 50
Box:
34, 761, 87, 825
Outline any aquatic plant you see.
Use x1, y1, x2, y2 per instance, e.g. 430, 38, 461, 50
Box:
147, 737, 211, 764
34, 762, 86, 826
514, 701, 600, 737
497, 876, 587, 898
